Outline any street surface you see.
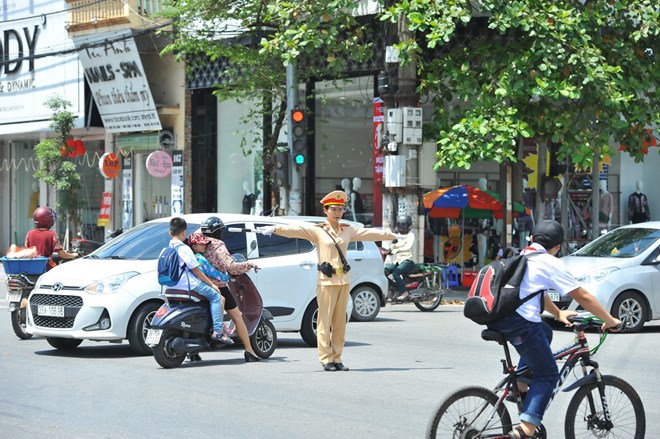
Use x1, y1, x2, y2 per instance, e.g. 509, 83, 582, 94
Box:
0, 282, 658, 438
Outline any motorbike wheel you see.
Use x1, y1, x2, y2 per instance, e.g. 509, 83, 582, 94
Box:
46, 337, 83, 350
250, 319, 277, 359
152, 329, 186, 369
414, 290, 443, 312
11, 308, 33, 340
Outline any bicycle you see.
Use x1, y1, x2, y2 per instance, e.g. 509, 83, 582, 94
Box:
427, 315, 645, 438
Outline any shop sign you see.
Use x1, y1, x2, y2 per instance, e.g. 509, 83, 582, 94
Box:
122, 156, 133, 230
97, 192, 112, 227
99, 152, 120, 178
171, 150, 184, 214
74, 31, 161, 133
0, 6, 83, 131
373, 98, 384, 184
146, 150, 172, 177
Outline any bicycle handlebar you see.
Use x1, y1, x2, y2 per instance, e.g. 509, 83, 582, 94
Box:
567, 314, 628, 333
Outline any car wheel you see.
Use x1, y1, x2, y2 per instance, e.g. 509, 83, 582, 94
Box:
250, 319, 277, 359
611, 291, 647, 333
301, 300, 318, 347
46, 337, 83, 350
127, 301, 162, 356
351, 286, 381, 322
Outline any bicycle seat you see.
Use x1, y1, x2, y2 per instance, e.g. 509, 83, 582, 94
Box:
481, 329, 506, 344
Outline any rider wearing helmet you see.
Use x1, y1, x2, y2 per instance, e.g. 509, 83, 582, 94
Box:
384, 215, 416, 301
25, 207, 78, 269
200, 216, 261, 362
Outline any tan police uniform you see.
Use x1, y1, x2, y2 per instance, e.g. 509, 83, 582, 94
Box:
272, 191, 395, 366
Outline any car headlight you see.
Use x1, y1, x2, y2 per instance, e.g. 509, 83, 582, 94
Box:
84, 272, 139, 294
576, 267, 619, 284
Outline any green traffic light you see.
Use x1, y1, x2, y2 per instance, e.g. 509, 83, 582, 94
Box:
294, 153, 305, 165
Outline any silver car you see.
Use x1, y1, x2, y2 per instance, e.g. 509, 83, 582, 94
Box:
553, 222, 660, 332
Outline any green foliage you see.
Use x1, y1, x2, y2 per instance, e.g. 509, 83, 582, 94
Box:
33, 96, 83, 226
161, 0, 658, 172
384, 0, 659, 169
159, 0, 370, 160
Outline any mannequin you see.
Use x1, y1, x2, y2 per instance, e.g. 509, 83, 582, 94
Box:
598, 180, 613, 231
518, 179, 534, 248
476, 178, 490, 267
351, 177, 364, 222
628, 181, 651, 224
254, 181, 263, 215
241, 181, 255, 215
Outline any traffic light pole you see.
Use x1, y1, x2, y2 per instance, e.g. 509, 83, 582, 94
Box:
286, 63, 303, 215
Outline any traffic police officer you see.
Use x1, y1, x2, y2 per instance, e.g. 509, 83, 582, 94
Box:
258, 190, 395, 371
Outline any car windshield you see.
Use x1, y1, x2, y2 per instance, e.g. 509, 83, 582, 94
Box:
91, 222, 200, 260
573, 227, 660, 258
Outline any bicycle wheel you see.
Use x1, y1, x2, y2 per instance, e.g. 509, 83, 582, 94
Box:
427, 386, 512, 439
564, 375, 645, 439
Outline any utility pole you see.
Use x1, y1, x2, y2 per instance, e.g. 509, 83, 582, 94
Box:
380, 12, 422, 260
286, 63, 302, 215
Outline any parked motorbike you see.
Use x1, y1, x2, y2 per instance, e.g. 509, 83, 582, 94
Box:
380, 247, 446, 312
71, 228, 123, 256
147, 270, 277, 368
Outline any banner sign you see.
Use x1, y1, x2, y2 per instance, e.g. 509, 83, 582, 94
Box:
74, 32, 161, 133
97, 192, 112, 226
0, 4, 84, 131
121, 155, 133, 230
171, 150, 184, 214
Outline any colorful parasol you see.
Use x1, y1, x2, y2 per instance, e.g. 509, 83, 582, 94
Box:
423, 185, 503, 219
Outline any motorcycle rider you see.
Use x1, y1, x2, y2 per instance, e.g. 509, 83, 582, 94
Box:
25, 207, 78, 269
384, 215, 416, 300
200, 216, 262, 363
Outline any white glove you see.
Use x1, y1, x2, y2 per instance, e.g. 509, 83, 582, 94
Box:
257, 225, 276, 236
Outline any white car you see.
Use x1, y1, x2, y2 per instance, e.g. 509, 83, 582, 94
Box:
26, 213, 386, 354
552, 221, 660, 332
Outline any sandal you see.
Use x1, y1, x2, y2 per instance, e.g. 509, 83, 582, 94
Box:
211, 331, 234, 345
509, 425, 533, 439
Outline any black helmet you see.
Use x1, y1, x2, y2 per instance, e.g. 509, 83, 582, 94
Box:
396, 215, 412, 234
532, 220, 564, 249
201, 216, 225, 238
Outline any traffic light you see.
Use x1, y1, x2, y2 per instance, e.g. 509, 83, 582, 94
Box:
290, 108, 307, 165
270, 150, 289, 187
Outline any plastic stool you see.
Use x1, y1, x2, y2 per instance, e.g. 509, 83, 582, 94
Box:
444, 264, 460, 288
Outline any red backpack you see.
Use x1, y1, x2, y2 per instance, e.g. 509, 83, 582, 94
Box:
463, 253, 542, 325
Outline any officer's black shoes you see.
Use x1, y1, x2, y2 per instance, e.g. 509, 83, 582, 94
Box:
334, 362, 349, 371
323, 363, 337, 371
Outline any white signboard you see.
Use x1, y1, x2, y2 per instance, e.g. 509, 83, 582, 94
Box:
75, 32, 161, 133
0, 2, 84, 132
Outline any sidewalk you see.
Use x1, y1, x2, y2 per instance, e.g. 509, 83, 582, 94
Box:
442, 286, 469, 304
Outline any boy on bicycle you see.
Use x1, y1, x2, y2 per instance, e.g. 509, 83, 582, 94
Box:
488, 219, 620, 438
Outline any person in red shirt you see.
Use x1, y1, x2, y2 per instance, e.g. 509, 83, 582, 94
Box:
25, 207, 78, 269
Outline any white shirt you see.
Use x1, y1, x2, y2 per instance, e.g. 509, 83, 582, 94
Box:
517, 243, 580, 322
168, 239, 202, 290
387, 232, 415, 264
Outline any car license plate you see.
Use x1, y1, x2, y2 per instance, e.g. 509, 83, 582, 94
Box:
548, 292, 560, 302
145, 329, 162, 346
37, 305, 65, 317
7, 292, 21, 303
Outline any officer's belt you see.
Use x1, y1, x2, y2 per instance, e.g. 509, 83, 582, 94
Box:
317, 265, 346, 275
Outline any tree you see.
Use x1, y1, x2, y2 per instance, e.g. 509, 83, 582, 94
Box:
34, 96, 84, 241
380, 0, 658, 170
159, 0, 372, 197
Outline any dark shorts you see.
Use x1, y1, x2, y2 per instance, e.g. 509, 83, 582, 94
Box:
220, 286, 237, 310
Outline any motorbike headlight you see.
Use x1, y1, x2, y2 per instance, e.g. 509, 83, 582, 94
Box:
84, 272, 139, 294
577, 267, 619, 284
